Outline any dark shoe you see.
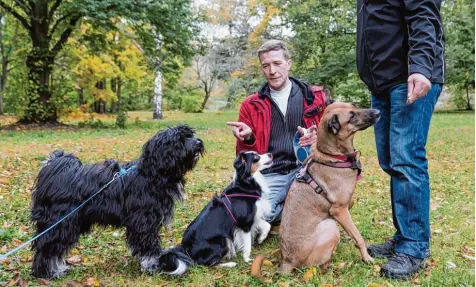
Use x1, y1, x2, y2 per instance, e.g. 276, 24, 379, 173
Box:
367, 239, 397, 259
381, 253, 427, 280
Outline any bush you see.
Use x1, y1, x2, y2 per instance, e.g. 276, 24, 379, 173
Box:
182, 96, 202, 113
115, 110, 128, 128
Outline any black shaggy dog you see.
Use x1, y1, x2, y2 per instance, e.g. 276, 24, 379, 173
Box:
30, 125, 204, 279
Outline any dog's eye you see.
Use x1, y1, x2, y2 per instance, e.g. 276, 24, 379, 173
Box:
349, 111, 356, 121
253, 155, 260, 162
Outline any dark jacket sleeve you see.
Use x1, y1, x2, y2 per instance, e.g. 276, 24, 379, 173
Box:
403, 0, 442, 79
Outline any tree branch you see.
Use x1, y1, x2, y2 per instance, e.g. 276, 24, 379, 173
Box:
48, 0, 63, 20
0, 0, 30, 30
49, 12, 73, 37
14, 0, 30, 14
51, 14, 81, 56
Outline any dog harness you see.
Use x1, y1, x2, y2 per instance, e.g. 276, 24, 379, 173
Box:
295, 151, 362, 199
221, 192, 261, 225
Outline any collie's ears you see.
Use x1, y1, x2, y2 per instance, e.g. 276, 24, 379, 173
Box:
233, 151, 255, 184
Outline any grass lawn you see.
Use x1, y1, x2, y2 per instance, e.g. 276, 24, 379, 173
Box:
0, 110, 474, 287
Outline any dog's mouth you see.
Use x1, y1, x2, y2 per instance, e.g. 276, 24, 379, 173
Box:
357, 109, 381, 131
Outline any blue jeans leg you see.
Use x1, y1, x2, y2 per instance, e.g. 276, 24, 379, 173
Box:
263, 168, 299, 224
371, 83, 442, 259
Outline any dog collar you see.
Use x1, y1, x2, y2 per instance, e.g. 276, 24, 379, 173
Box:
319, 151, 362, 180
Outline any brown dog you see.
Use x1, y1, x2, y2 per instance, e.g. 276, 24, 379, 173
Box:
279, 102, 380, 273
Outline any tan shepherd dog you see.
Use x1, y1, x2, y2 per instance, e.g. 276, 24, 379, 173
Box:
279, 102, 380, 273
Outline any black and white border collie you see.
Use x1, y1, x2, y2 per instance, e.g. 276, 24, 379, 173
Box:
159, 151, 272, 275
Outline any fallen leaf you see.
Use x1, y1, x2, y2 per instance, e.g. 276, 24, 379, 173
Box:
373, 265, 381, 272
461, 254, 475, 261
262, 259, 273, 267
67, 280, 84, 287
86, 277, 100, 287
278, 282, 290, 287
338, 262, 346, 269
445, 261, 456, 269
367, 283, 384, 287
67, 255, 82, 264
38, 279, 51, 286
303, 267, 317, 281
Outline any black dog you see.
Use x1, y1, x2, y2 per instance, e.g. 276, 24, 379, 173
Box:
158, 151, 272, 275
30, 125, 204, 278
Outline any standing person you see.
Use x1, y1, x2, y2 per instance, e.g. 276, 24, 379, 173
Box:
227, 40, 330, 224
356, 0, 445, 280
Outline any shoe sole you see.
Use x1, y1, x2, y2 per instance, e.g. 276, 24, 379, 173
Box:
380, 261, 426, 280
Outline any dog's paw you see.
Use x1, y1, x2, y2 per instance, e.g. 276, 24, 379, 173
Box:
243, 257, 252, 263
140, 256, 161, 273
362, 253, 374, 264
257, 234, 269, 244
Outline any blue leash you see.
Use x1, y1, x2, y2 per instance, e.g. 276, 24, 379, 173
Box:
0, 165, 136, 261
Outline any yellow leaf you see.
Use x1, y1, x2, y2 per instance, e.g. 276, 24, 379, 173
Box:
303, 267, 317, 281
262, 259, 273, 267
86, 277, 100, 287
373, 264, 381, 272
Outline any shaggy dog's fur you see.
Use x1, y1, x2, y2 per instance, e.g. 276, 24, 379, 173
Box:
158, 151, 272, 275
30, 125, 204, 279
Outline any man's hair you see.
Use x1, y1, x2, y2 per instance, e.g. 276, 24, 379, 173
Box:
257, 40, 290, 60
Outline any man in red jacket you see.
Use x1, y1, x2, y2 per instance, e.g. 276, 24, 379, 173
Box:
227, 40, 329, 224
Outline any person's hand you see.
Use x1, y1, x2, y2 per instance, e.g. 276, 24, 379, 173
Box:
227, 122, 252, 141
298, 125, 317, 147
407, 73, 431, 104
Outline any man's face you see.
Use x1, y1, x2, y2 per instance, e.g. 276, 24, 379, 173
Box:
259, 49, 292, 91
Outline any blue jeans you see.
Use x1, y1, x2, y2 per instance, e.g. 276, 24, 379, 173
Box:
371, 83, 442, 259
263, 168, 300, 224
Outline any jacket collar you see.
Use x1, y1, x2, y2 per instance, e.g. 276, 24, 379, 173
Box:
258, 77, 314, 106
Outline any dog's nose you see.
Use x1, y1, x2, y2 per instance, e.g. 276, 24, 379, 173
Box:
196, 139, 204, 147
370, 109, 380, 119
267, 153, 273, 160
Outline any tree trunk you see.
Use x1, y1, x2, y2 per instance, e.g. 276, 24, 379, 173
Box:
201, 91, 210, 110
153, 66, 163, 119
93, 80, 107, 114
200, 82, 210, 110
110, 78, 117, 113
117, 78, 122, 112
0, 55, 8, 115
466, 83, 472, 110
152, 33, 163, 120
77, 87, 84, 106
22, 51, 56, 123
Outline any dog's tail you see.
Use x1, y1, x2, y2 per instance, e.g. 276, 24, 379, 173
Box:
158, 245, 193, 276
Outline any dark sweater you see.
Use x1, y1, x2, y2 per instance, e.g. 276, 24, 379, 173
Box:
261, 81, 303, 175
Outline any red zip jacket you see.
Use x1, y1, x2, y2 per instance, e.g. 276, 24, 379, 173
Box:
236, 83, 328, 154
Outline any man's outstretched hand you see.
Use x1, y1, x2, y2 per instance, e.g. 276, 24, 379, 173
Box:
227, 122, 252, 141
298, 125, 317, 147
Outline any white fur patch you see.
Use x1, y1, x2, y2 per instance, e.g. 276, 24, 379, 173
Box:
217, 262, 237, 268
166, 259, 187, 275
140, 256, 158, 272
233, 228, 252, 262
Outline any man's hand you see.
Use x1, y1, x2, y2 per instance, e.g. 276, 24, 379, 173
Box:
227, 122, 252, 141
298, 125, 317, 147
407, 73, 431, 104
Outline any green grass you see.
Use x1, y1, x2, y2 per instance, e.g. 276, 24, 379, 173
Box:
0, 110, 474, 286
